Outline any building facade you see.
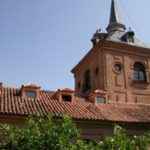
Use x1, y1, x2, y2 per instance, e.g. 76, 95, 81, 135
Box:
0, 0, 150, 140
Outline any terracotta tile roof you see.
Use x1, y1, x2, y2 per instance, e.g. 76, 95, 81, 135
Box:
0, 87, 150, 123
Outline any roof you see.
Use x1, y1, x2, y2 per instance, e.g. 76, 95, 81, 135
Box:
106, 30, 150, 48
72, 1, 150, 74
1, 86, 150, 123
105, 0, 150, 48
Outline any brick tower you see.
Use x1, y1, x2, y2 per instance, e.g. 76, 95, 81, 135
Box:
71, 0, 150, 104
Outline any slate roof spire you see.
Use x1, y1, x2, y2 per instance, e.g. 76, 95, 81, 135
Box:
106, 0, 126, 33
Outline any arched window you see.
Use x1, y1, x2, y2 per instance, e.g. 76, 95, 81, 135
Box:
133, 62, 146, 81
82, 70, 91, 93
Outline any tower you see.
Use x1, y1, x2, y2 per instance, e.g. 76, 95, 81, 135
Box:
71, 0, 150, 104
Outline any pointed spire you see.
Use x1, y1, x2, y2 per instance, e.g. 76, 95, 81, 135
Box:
106, 0, 126, 33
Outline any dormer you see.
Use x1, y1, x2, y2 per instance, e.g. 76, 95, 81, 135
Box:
21, 84, 41, 99
52, 88, 74, 103
121, 30, 135, 43
88, 90, 107, 104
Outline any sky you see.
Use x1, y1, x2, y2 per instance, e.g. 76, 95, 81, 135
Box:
0, 0, 150, 90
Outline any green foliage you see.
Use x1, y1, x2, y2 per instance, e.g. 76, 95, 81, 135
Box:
0, 116, 150, 150
99, 125, 149, 150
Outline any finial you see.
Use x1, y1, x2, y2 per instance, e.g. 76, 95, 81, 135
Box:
129, 27, 132, 31
96, 28, 101, 33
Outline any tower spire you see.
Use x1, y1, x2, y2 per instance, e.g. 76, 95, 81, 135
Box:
106, 0, 126, 33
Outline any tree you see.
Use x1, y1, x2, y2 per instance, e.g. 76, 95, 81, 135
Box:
0, 115, 100, 150
0, 116, 149, 150
100, 125, 149, 150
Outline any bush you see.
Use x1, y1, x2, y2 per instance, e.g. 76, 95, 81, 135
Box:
100, 125, 149, 150
0, 116, 149, 150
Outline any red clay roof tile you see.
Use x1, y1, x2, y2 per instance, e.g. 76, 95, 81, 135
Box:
0, 87, 150, 123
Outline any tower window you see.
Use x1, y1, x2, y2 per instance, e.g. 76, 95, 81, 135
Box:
82, 70, 91, 93
133, 62, 147, 81
114, 63, 122, 74
95, 67, 99, 76
78, 82, 81, 89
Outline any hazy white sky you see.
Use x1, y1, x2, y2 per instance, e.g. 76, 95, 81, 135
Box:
0, 0, 149, 90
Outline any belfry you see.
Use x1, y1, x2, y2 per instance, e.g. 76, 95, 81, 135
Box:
72, 0, 150, 104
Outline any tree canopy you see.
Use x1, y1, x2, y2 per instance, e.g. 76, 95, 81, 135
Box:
0, 115, 149, 150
